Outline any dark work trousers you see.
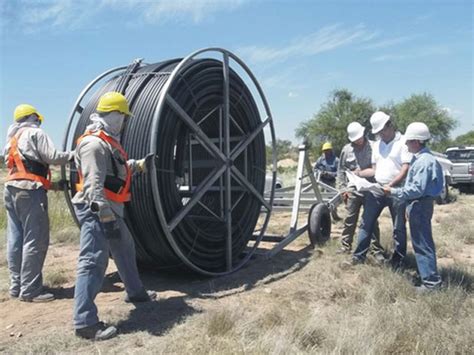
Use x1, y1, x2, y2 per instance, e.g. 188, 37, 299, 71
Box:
341, 192, 384, 254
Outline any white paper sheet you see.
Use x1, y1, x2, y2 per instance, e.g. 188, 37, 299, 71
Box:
345, 171, 384, 195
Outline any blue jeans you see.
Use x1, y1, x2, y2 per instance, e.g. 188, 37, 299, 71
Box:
73, 203, 145, 329
4, 186, 49, 299
353, 191, 407, 261
407, 198, 441, 287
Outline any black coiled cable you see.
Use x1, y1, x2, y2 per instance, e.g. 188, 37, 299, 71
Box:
70, 58, 266, 274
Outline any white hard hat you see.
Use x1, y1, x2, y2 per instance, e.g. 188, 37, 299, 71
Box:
347, 122, 365, 142
370, 111, 390, 134
404, 122, 431, 141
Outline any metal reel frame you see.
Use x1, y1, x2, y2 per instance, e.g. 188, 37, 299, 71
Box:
151, 47, 277, 276
61, 48, 277, 276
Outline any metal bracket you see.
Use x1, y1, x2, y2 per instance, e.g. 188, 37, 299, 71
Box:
257, 144, 341, 259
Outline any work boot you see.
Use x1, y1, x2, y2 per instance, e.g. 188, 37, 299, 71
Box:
415, 284, 441, 294
20, 292, 55, 303
341, 257, 364, 268
124, 289, 157, 303
372, 252, 387, 265
75, 322, 117, 341
336, 246, 351, 254
387, 254, 405, 272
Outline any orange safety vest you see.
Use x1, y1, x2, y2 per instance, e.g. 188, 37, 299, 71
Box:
6, 130, 51, 190
75, 130, 131, 203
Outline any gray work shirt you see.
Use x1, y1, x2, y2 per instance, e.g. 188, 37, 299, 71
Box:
337, 139, 375, 195
4, 126, 73, 190
71, 132, 139, 219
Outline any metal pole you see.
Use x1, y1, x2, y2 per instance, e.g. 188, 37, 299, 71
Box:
223, 52, 232, 271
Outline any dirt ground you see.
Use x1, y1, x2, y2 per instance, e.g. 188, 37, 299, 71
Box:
1, 199, 473, 351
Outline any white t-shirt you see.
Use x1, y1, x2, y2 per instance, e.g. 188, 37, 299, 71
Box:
372, 131, 413, 184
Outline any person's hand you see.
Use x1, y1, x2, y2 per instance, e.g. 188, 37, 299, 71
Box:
136, 153, 158, 173
382, 185, 391, 195
342, 191, 350, 204
102, 220, 121, 239
353, 169, 361, 177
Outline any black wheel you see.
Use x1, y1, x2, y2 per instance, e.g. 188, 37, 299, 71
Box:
308, 203, 331, 246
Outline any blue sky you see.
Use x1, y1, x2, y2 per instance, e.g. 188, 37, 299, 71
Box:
0, 0, 472, 149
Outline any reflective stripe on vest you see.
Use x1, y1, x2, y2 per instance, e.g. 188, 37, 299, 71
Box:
6, 130, 51, 190
75, 130, 131, 203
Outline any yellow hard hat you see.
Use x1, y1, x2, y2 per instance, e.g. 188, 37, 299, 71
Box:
322, 142, 333, 151
96, 92, 132, 116
14, 104, 44, 122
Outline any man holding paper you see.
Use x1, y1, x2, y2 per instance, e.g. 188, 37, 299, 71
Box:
351, 112, 412, 268
336, 122, 385, 261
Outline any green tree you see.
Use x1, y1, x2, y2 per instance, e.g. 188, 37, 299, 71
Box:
295, 89, 375, 155
266, 139, 295, 162
452, 130, 474, 146
392, 93, 457, 151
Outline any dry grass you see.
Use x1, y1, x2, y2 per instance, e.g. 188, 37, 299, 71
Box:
0, 166, 473, 354
44, 267, 72, 288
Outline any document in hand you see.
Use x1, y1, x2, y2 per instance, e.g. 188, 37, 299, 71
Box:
345, 171, 384, 195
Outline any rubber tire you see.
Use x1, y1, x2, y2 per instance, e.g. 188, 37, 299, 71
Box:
308, 203, 331, 246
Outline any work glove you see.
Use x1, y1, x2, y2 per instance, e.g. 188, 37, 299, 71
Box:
102, 220, 122, 240
135, 153, 158, 173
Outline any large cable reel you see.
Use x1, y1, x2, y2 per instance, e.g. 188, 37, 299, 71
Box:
62, 48, 277, 276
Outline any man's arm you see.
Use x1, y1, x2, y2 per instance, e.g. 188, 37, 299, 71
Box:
388, 164, 427, 200
388, 163, 409, 187
35, 130, 73, 165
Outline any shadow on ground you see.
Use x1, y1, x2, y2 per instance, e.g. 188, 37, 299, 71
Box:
135, 244, 314, 299
109, 245, 314, 335
399, 253, 473, 292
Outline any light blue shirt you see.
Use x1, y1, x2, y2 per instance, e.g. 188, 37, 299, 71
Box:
314, 153, 339, 175
391, 147, 444, 201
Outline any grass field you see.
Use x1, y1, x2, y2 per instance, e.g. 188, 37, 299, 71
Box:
0, 168, 473, 354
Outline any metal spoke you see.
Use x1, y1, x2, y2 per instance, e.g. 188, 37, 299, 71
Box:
197, 105, 221, 126
231, 192, 245, 212
168, 164, 227, 231
231, 166, 271, 211
230, 116, 270, 160
230, 114, 245, 135
197, 201, 224, 222
223, 52, 232, 271
166, 94, 227, 163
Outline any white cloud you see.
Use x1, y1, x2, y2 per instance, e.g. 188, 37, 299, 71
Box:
288, 92, 298, 98
413, 12, 434, 25
372, 45, 451, 62
362, 34, 420, 50
442, 107, 463, 116
238, 24, 377, 64
142, 0, 248, 24
6, 0, 249, 33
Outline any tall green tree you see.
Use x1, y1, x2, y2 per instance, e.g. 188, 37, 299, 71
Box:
392, 93, 457, 151
295, 89, 375, 155
452, 130, 474, 146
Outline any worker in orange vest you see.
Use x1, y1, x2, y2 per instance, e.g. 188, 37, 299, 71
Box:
4, 104, 73, 302
71, 92, 155, 341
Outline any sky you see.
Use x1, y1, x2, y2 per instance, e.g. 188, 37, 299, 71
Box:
0, 0, 472, 149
